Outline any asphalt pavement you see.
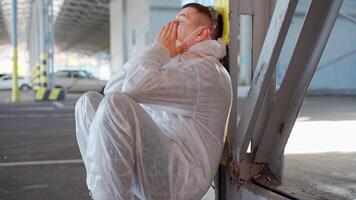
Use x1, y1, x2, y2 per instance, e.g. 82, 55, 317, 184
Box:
0, 91, 355, 200
0, 91, 88, 200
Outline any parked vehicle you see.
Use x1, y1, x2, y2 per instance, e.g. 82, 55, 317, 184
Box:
54, 70, 107, 93
0, 74, 32, 91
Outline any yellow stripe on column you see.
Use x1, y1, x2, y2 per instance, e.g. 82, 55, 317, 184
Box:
40, 53, 46, 60
40, 76, 48, 83
48, 88, 60, 100
33, 78, 41, 84
40, 53, 47, 72
33, 85, 41, 90
35, 87, 47, 100
11, 47, 20, 102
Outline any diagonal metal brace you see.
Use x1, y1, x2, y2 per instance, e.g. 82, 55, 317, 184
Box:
254, 0, 344, 165
231, 0, 298, 163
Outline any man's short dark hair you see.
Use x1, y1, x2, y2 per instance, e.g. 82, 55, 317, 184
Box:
182, 3, 223, 40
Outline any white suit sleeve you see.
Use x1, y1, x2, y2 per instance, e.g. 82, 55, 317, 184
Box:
122, 43, 200, 116
103, 69, 126, 94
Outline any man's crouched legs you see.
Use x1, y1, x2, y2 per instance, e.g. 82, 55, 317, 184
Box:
75, 91, 103, 174
76, 92, 173, 200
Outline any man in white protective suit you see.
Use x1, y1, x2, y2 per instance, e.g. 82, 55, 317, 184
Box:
75, 3, 232, 200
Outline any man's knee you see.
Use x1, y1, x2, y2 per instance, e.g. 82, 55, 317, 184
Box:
93, 92, 139, 138
99, 92, 136, 115
76, 91, 103, 113
93, 92, 137, 150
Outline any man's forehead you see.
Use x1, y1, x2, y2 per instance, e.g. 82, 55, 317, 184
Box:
177, 7, 198, 17
178, 6, 212, 28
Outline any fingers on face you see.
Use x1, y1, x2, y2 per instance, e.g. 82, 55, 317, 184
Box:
171, 21, 178, 40
158, 21, 178, 42
165, 21, 174, 39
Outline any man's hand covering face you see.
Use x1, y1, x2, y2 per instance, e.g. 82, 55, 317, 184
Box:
156, 21, 185, 58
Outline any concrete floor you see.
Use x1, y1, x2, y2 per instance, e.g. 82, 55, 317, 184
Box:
283, 152, 356, 199
282, 96, 356, 200
0, 91, 355, 199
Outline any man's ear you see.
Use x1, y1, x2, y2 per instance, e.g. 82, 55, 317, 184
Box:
195, 28, 210, 41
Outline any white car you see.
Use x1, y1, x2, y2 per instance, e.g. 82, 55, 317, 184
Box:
0, 74, 32, 91
54, 70, 107, 93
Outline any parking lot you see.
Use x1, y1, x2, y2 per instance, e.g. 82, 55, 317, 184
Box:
0, 91, 355, 199
0, 91, 88, 200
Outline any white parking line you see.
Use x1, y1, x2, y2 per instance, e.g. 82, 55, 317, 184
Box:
1, 114, 20, 118
0, 113, 73, 118
0, 159, 83, 167
6, 107, 54, 111
53, 101, 65, 108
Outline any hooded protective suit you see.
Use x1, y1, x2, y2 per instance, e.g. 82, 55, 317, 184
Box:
75, 39, 232, 200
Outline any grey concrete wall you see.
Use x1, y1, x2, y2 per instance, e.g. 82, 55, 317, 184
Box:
110, 0, 179, 75
147, 0, 181, 43
110, 0, 150, 74
110, 0, 125, 74
125, 0, 150, 57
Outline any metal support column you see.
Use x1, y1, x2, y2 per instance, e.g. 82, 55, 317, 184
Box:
11, 0, 19, 102
46, 0, 55, 89
38, 0, 48, 88
248, 0, 276, 169
214, 0, 239, 198
29, 0, 64, 101
224, 0, 239, 198
31, 0, 54, 90
239, 15, 252, 85
216, 0, 342, 198
254, 0, 344, 175
231, 0, 297, 178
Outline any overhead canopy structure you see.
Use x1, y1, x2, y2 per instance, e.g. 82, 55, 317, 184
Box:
54, 0, 109, 53
0, 0, 110, 53
0, 0, 32, 43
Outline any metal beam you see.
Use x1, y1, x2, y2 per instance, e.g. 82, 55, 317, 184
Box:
225, 0, 239, 198
231, 0, 298, 164
237, 0, 254, 15
339, 12, 356, 25
11, 0, 20, 102
254, 0, 344, 169
239, 15, 252, 85
249, 0, 276, 163
214, 0, 240, 198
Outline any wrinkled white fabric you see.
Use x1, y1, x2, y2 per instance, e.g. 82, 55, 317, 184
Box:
75, 39, 232, 200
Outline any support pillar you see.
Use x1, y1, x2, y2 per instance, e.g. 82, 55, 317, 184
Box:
110, 0, 149, 75
11, 0, 19, 102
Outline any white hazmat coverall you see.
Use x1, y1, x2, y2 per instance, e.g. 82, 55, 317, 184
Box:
75, 39, 232, 200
